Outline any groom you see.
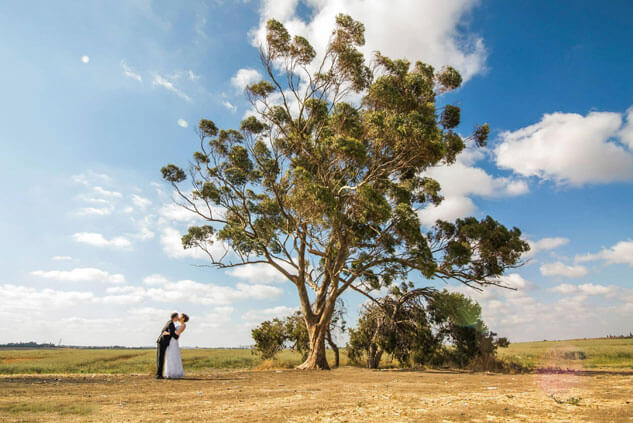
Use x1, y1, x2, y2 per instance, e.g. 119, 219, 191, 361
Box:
156, 312, 180, 379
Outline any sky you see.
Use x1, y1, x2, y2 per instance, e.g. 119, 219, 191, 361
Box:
1, 0, 632, 347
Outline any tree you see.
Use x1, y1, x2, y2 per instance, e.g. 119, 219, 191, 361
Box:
347, 287, 508, 369
251, 318, 286, 359
162, 14, 529, 369
253, 300, 346, 367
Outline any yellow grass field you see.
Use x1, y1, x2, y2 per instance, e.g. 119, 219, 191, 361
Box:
1, 338, 632, 422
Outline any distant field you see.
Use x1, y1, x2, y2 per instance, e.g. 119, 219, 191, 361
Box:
498, 338, 633, 369
1, 338, 631, 375
0, 348, 344, 375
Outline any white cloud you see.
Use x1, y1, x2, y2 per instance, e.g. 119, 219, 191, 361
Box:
52, 256, 72, 261
489, 273, 534, 290
540, 262, 588, 278
72, 172, 110, 186
131, 194, 151, 210
251, 0, 486, 83
159, 203, 197, 222
152, 74, 192, 102
523, 237, 569, 259
496, 110, 633, 186
551, 283, 613, 296
177, 118, 188, 128
446, 280, 633, 342
186, 69, 200, 81
0, 284, 95, 313
619, 107, 633, 149
131, 276, 283, 305
576, 240, 633, 267
31, 267, 125, 284
227, 261, 295, 284
242, 305, 297, 324
160, 227, 229, 260
93, 186, 122, 198
81, 55, 90, 64
230, 68, 262, 91
158, 195, 225, 224
72, 232, 132, 249
223, 100, 237, 112
121, 60, 142, 82
418, 149, 528, 225
143, 274, 169, 286
76, 206, 113, 216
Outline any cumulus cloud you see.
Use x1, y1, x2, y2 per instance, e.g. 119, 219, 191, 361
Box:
619, 107, 633, 149
160, 227, 229, 260
496, 110, 633, 186
115, 276, 283, 305
447, 279, 633, 342
121, 60, 142, 81
250, 0, 486, 82
31, 267, 125, 284
551, 283, 613, 296
523, 237, 569, 259
152, 74, 192, 102
72, 232, 132, 249
540, 262, 588, 278
231, 68, 262, 91
418, 149, 528, 225
0, 284, 95, 313
489, 273, 534, 290
143, 274, 170, 286
242, 305, 297, 324
227, 261, 295, 284
576, 240, 633, 267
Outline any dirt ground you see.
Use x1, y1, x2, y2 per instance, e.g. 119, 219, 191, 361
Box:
1, 367, 632, 422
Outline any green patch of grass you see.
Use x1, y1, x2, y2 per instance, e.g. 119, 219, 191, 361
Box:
0, 402, 97, 415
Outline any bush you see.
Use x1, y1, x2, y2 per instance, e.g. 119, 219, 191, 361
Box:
251, 319, 286, 359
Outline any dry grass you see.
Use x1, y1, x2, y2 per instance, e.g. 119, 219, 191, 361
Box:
498, 338, 633, 370
1, 368, 632, 422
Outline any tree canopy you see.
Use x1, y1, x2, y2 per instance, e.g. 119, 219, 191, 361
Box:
162, 14, 529, 369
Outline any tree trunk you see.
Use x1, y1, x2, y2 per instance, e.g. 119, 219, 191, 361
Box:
297, 320, 330, 370
367, 344, 383, 369
326, 329, 339, 368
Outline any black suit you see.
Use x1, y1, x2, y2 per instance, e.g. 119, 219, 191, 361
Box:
156, 320, 179, 377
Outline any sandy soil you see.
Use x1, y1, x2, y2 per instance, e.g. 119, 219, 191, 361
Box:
1, 367, 632, 422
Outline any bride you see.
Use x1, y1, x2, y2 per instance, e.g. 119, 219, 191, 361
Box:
163, 313, 188, 379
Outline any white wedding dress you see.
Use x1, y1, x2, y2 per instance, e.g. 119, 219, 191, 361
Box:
163, 324, 185, 379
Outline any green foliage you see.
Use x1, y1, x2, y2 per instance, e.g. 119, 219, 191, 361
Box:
252, 300, 347, 362
161, 14, 529, 368
347, 288, 509, 369
251, 319, 287, 360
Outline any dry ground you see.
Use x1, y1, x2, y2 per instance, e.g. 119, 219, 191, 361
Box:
1, 367, 632, 422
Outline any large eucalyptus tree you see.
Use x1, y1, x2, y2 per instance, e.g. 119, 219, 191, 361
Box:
161, 15, 529, 369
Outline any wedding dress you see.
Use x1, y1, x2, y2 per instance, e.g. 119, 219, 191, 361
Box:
163, 324, 185, 379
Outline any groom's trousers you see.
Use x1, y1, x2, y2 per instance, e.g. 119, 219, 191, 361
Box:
156, 341, 169, 377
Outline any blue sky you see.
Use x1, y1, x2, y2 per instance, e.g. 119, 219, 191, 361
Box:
1, 0, 632, 347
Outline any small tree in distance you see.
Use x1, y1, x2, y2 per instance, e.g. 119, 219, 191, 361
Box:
162, 14, 529, 369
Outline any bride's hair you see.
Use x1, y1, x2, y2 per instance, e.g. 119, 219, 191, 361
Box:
181, 313, 189, 323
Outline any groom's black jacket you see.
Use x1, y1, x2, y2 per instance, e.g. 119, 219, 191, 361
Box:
157, 320, 179, 346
